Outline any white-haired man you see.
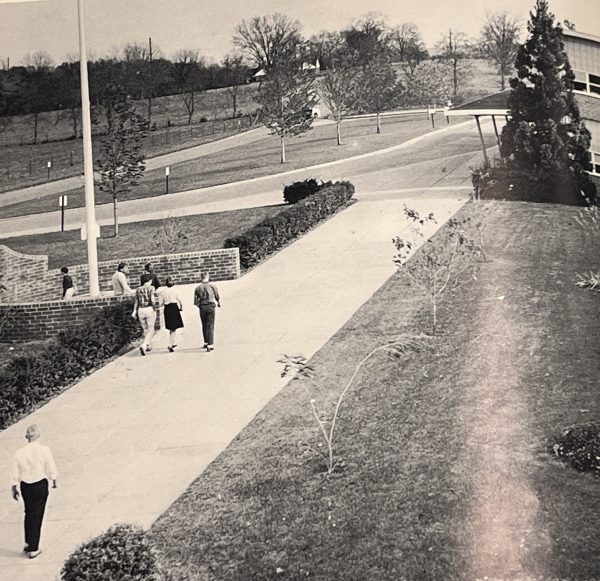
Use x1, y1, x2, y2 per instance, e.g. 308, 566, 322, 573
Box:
12, 424, 58, 559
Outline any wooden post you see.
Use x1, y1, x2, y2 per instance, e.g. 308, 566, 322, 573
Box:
491, 115, 501, 148
475, 115, 489, 166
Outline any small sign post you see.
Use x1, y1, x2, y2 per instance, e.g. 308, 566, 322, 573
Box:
47, 160, 52, 180
165, 166, 170, 194
428, 107, 435, 129
59, 195, 68, 232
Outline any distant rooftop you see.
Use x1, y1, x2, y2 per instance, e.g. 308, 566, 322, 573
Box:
446, 91, 510, 116
563, 29, 600, 45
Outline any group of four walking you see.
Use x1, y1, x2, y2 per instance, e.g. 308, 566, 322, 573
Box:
122, 263, 221, 354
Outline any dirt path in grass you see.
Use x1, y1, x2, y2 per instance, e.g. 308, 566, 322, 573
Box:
459, 256, 553, 579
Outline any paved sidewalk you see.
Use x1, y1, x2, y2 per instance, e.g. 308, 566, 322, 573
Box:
0, 184, 472, 580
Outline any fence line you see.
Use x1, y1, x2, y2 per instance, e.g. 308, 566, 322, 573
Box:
0, 115, 253, 186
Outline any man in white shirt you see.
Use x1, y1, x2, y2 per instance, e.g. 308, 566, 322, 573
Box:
112, 262, 134, 296
12, 424, 58, 559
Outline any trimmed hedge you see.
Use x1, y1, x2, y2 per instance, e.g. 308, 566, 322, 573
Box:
283, 178, 322, 204
225, 180, 355, 269
61, 523, 164, 580
0, 301, 142, 430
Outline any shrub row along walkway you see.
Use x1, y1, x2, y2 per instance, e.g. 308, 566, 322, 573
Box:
0, 199, 476, 580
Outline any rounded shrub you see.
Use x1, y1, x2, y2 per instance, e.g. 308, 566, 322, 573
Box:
283, 178, 322, 204
61, 523, 164, 581
549, 421, 600, 473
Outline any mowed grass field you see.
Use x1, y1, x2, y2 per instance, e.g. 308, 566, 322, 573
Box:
0, 83, 260, 193
0, 204, 286, 269
149, 201, 600, 580
0, 59, 502, 193
0, 113, 439, 220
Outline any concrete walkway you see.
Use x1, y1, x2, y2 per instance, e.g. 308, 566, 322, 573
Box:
0, 189, 475, 581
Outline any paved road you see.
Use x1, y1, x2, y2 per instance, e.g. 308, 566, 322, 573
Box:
0, 120, 487, 238
0, 122, 483, 580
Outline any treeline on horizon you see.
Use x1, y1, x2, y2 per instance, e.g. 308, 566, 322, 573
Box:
0, 11, 521, 140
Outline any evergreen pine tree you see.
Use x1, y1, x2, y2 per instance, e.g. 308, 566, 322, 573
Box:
500, 0, 595, 202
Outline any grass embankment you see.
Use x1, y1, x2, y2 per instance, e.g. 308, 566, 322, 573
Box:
150, 201, 600, 580
0, 205, 285, 269
0, 114, 437, 220
0, 83, 261, 192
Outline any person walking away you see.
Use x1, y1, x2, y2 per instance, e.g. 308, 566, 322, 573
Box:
12, 424, 58, 559
61, 266, 76, 300
112, 262, 134, 296
142, 262, 161, 289
159, 276, 184, 352
132, 274, 158, 355
194, 272, 220, 352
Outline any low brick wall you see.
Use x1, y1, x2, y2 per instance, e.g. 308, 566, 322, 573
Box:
0, 245, 240, 341
0, 295, 132, 342
0, 245, 240, 303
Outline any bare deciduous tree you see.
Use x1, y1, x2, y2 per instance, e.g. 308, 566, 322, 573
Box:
321, 63, 359, 145
435, 29, 472, 101
257, 64, 318, 163
222, 53, 247, 119
23, 51, 54, 70
480, 12, 521, 90
171, 49, 203, 125
97, 87, 148, 236
233, 13, 303, 70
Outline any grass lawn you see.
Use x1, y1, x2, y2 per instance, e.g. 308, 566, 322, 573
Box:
0, 205, 286, 269
150, 201, 600, 580
0, 114, 440, 220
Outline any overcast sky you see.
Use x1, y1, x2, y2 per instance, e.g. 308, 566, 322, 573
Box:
1, 0, 599, 66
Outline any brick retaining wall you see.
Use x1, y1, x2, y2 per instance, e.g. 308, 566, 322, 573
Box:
0, 245, 240, 341
0, 245, 240, 303
0, 295, 132, 342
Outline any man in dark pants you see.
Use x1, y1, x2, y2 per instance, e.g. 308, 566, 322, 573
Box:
194, 272, 221, 351
12, 425, 58, 559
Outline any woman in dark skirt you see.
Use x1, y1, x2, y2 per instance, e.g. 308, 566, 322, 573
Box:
159, 276, 184, 352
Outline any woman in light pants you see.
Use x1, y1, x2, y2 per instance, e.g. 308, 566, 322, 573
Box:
132, 274, 158, 356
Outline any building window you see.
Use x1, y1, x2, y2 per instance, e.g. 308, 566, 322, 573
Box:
573, 69, 600, 97
587, 151, 600, 176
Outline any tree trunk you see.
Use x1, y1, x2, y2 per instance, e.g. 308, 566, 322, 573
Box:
33, 112, 38, 144
147, 96, 152, 127
280, 135, 286, 163
187, 91, 194, 125
376, 112, 381, 135
232, 90, 237, 119
113, 196, 119, 237
336, 120, 342, 146
71, 108, 78, 139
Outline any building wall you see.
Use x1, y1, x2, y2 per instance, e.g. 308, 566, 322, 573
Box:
565, 35, 600, 76
0, 245, 240, 304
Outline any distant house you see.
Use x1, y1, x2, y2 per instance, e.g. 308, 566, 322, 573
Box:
251, 68, 267, 83
301, 59, 321, 73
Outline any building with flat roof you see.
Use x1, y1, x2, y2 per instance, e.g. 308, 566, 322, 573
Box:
446, 28, 600, 176
565, 29, 600, 175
